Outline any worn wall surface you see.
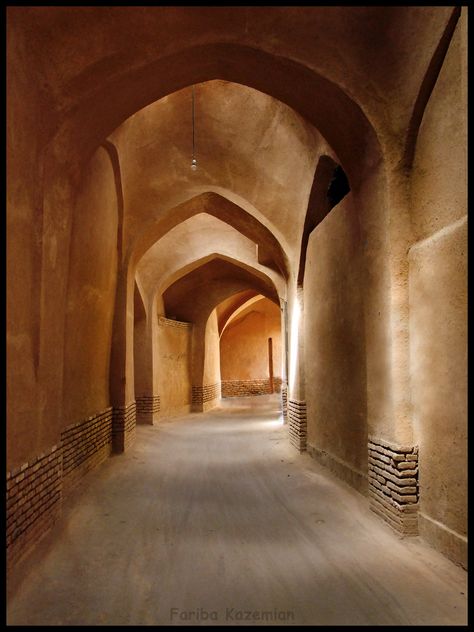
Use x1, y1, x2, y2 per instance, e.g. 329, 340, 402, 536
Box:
203, 310, 221, 388
304, 193, 368, 492
6, 7, 466, 571
157, 318, 193, 417
63, 147, 118, 427
408, 10, 467, 567
220, 298, 282, 382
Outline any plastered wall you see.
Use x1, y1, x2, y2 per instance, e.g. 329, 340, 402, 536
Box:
203, 310, 222, 387
408, 9, 467, 566
63, 147, 118, 427
157, 318, 193, 416
304, 193, 368, 492
220, 299, 282, 382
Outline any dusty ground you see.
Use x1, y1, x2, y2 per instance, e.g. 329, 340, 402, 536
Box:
7, 395, 467, 625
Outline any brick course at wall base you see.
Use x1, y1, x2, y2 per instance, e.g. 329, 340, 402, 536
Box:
288, 399, 307, 451
112, 402, 137, 452
191, 383, 220, 411
61, 407, 113, 493
221, 377, 282, 398
7, 402, 137, 570
368, 436, 419, 536
281, 383, 288, 422
136, 395, 160, 424
7, 445, 62, 570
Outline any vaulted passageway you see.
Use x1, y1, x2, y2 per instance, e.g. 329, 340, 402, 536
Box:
7, 6, 467, 625
7, 396, 467, 626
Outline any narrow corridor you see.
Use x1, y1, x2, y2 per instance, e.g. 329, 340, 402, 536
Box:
7, 396, 467, 626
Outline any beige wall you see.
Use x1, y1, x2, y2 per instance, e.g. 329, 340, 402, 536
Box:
157, 319, 193, 416
203, 310, 221, 387
6, 7, 467, 570
134, 302, 149, 398
304, 193, 368, 490
220, 299, 282, 381
408, 9, 467, 566
63, 147, 119, 426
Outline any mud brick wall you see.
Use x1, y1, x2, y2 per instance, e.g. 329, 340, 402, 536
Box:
192, 383, 220, 408
7, 401, 138, 569
61, 407, 113, 493
136, 395, 160, 423
281, 383, 288, 421
288, 399, 307, 451
112, 402, 137, 452
368, 436, 419, 535
7, 445, 62, 568
221, 377, 282, 397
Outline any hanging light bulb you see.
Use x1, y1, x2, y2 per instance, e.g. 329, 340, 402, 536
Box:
191, 84, 197, 171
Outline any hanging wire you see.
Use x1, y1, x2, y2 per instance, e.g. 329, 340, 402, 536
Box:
191, 85, 197, 169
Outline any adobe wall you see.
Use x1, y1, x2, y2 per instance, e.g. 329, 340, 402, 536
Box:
408, 9, 467, 568
63, 145, 119, 426
220, 298, 282, 397
304, 193, 368, 494
157, 317, 193, 417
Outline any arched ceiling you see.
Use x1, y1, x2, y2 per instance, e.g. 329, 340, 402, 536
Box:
9, 6, 454, 167
163, 258, 279, 323
216, 290, 261, 336
136, 213, 286, 303
111, 80, 321, 258
221, 296, 280, 337
219, 295, 269, 338
7, 7, 460, 336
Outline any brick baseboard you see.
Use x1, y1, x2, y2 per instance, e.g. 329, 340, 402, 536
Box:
7, 445, 62, 570
221, 377, 282, 398
368, 436, 419, 536
62, 407, 113, 493
192, 383, 220, 411
288, 399, 307, 451
136, 394, 160, 424
112, 402, 137, 452
7, 402, 136, 570
281, 383, 288, 422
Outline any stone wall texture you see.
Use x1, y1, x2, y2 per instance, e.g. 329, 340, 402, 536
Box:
368, 436, 419, 536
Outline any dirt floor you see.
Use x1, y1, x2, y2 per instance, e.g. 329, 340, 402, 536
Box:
7, 395, 467, 625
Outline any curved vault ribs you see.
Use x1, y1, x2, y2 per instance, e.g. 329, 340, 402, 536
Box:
219, 294, 266, 339
162, 255, 280, 324
51, 42, 384, 190
216, 290, 260, 336
135, 211, 286, 308
163, 257, 280, 324
129, 191, 290, 281
155, 254, 284, 303
37, 41, 386, 409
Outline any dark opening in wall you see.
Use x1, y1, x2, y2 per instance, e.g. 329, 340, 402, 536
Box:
297, 156, 352, 287
327, 165, 350, 209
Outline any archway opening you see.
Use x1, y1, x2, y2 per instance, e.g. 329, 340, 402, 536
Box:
219, 295, 283, 400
